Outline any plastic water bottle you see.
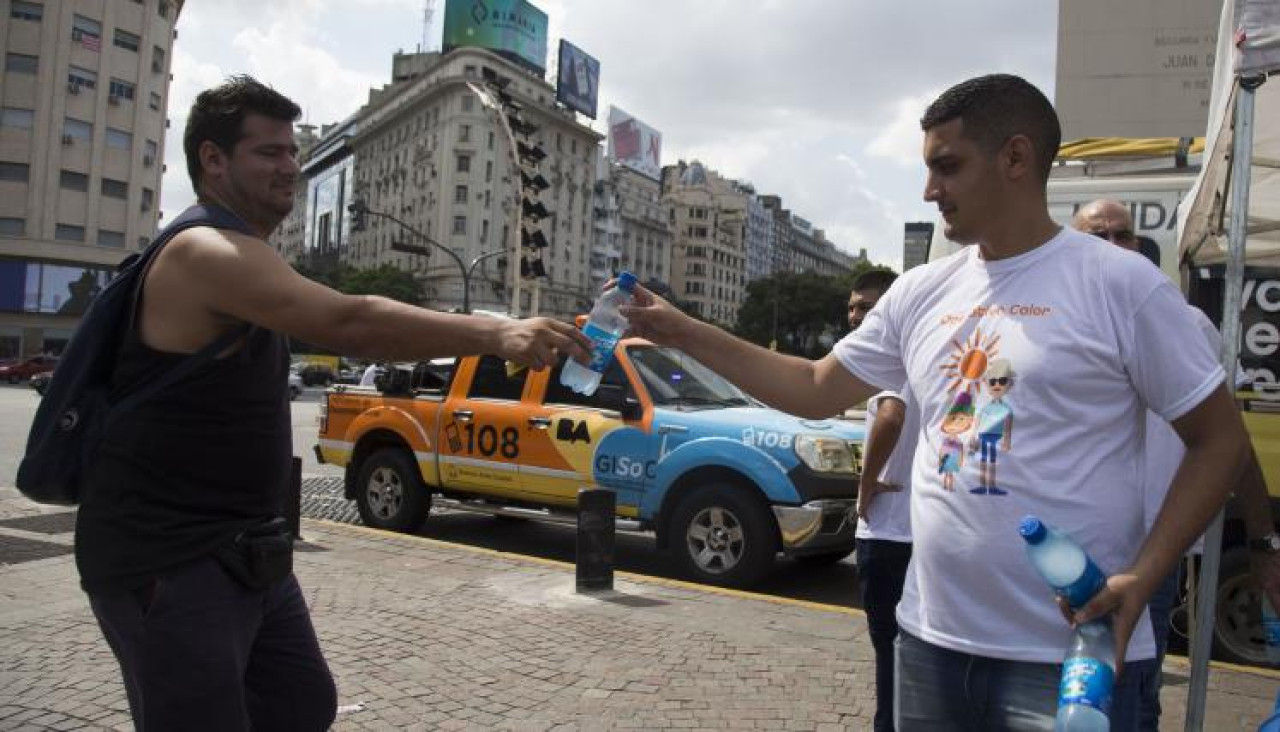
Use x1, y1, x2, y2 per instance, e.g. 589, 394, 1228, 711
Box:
1056, 618, 1115, 732
1019, 516, 1113, 731
1264, 596, 1280, 666
560, 271, 637, 396
1019, 515, 1107, 610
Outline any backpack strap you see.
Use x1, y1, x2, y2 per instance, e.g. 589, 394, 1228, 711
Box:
111, 203, 261, 415
111, 323, 253, 417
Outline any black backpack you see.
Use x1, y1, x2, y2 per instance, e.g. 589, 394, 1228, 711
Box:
17, 204, 254, 505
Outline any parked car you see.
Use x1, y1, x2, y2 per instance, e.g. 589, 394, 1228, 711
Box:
0, 355, 59, 383
297, 363, 335, 387
288, 370, 303, 400
30, 370, 54, 396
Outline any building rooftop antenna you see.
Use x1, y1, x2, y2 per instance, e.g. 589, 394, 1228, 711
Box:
422, 0, 437, 53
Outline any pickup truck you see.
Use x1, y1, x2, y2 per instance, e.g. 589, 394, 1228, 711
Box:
315, 338, 866, 587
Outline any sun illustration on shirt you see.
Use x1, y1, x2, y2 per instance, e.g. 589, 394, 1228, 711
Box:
939, 328, 1001, 394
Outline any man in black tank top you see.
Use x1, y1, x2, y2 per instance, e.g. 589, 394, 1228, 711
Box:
78, 76, 592, 731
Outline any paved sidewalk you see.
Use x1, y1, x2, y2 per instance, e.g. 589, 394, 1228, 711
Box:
0, 487, 1276, 731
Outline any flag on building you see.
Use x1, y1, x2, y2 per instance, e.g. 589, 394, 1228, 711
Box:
80, 34, 101, 52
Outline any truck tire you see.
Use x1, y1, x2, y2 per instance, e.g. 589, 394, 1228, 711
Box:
670, 483, 778, 588
355, 448, 430, 533
1211, 547, 1269, 665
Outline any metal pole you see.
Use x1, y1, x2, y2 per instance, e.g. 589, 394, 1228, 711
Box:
465, 249, 506, 314
367, 208, 468, 311
1185, 76, 1262, 732
576, 487, 615, 592
465, 81, 525, 317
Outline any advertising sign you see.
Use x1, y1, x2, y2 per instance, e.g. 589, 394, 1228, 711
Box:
555, 40, 600, 119
442, 0, 549, 75
607, 106, 662, 181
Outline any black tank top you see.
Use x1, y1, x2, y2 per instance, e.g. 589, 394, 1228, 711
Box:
76, 272, 292, 593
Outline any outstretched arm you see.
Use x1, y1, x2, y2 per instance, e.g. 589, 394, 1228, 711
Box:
621, 284, 878, 418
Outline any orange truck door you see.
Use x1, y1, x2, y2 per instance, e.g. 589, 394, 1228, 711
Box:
437, 356, 530, 499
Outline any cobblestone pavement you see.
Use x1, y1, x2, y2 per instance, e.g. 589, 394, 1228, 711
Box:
1, 485, 1277, 730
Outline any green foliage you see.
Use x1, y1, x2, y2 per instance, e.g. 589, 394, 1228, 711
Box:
734, 262, 897, 358
293, 260, 423, 306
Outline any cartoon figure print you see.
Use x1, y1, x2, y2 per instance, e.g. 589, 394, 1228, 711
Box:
937, 392, 974, 492
969, 358, 1015, 495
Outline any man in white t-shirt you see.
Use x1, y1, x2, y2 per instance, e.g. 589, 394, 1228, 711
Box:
619, 74, 1252, 730
848, 269, 919, 732
1075, 198, 1280, 730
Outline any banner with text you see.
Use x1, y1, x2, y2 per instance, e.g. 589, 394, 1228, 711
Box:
607, 106, 662, 180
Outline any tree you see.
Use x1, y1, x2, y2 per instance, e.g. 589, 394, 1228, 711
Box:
292, 260, 424, 306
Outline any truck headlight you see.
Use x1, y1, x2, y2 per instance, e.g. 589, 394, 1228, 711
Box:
794, 434, 858, 474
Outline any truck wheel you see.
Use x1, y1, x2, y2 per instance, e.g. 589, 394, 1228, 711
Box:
1212, 547, 1269, 665
355, 448, 430, 533
670, 484, 778, 588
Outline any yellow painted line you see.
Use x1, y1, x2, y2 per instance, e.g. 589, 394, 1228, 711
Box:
305, 518, 864, 619
305, 519, 1280, 677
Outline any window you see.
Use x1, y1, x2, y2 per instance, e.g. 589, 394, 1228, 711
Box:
113, 29, 140, 52
0, 162, 30, 182
488, 131, 494, 150
459, 124, 470, 142
158, 1, 170, 19
467, 355, 527, 401
144, 139, 158, 164
480, 219, 489, 243
141, 188, 154, 211
108, 78, 136, 102
0, 218, 23, 235
71, 15, 102, 51
456, 153, 471, 173
545, 356, 630, 409
98, 230, 125, 248
11, 2, 43, 21
68, 65, 96, 91
55, 224, 85, 242
105, 127, 132, 150
149, 91, 161, 111
63, 118, 92, 141
454, 185, 468, 204
101, 178, 127, 199
60, 170, 89, 192
452, 216, 466, 236
152, 45, 166, 72
5, 53, 38, 74
1, 108, 34, 129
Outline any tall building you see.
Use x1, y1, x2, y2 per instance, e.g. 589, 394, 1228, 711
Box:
0, 0, 181, 358
663, 160, 749, 326
611, 160, 670, 287
742, 185, 775, 283
903, 221, 933, 272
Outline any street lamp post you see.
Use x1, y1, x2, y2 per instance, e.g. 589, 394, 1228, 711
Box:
349, 200, 501, 314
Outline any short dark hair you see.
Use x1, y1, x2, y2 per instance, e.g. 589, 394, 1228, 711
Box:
852, 268, 898, 294
183, 75, 301, 193
920, 74, 1061, 183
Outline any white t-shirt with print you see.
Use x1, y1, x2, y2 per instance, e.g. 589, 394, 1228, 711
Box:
1143, 307, 1228, 556
856, 388, 918, 543
832, 227, 1224, 663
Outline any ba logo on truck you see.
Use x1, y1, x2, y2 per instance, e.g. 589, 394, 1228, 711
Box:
556, 418, 591, 444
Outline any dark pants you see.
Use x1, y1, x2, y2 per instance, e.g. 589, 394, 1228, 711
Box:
857, 538, 913, 732
88, 556, 337, 731
1138, 567, 1181, 731
895, 630, 1154, 731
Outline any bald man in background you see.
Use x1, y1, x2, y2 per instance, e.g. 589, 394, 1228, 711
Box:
1074, 198, 1280, 731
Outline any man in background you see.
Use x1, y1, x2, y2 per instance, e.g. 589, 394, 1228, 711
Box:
848, 269, 918, 732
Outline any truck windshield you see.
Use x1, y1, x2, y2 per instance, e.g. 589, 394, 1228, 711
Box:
626, 345, 752, 408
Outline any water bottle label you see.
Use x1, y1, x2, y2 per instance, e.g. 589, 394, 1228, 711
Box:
582, 322, 619, 374
1058, 657, 1114, 713
1057, 561, 1106, 609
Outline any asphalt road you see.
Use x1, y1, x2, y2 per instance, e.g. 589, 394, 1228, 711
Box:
0, 383, 860, 609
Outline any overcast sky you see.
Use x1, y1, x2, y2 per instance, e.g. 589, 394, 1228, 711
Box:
163, 0, 1058, 270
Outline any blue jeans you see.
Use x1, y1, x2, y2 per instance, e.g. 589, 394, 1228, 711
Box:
1138, 567, 1181, 731
895, 630, 1152, 731
857, 538, 913, 732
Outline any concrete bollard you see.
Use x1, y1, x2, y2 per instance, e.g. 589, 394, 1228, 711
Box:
576, 488, 615, 593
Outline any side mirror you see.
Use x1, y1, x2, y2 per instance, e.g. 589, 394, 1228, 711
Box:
594, 383, 642, 420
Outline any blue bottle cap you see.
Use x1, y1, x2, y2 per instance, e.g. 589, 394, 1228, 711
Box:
1019, 515, 1047, 543
617, 271, 638, 292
